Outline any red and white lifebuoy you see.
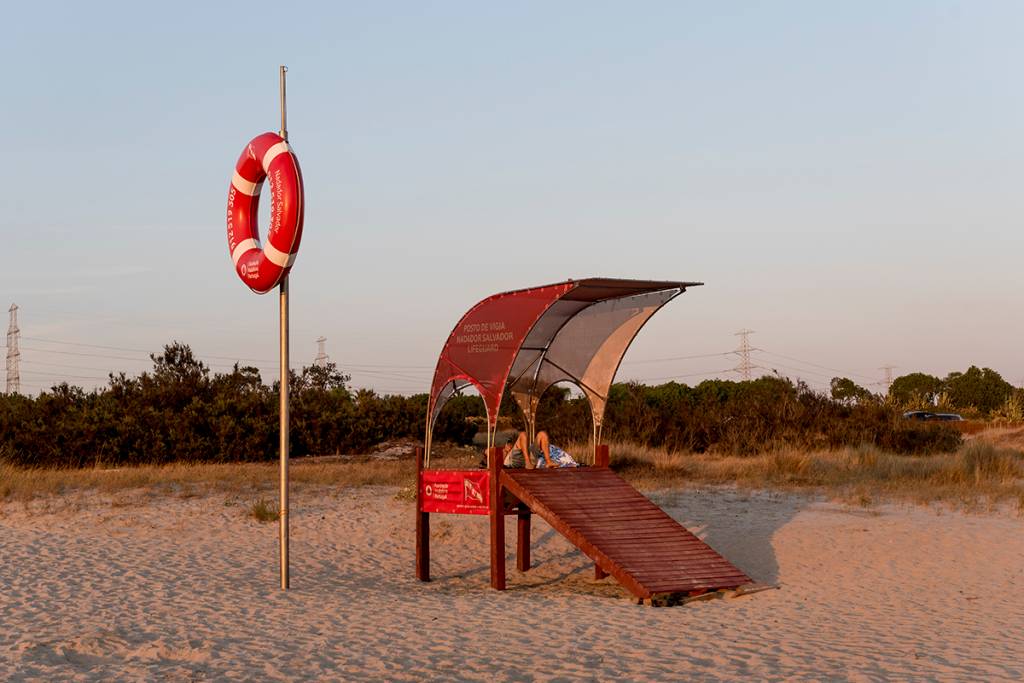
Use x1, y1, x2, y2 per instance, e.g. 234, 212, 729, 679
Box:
226, 132, 304, 293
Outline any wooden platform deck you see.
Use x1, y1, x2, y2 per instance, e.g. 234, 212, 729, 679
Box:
501, 467, 750, 599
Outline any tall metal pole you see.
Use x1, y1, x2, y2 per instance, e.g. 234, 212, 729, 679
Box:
278, 65, 290, 590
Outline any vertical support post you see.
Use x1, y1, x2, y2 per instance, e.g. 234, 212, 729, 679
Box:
279, 65, 288, 140
516, 507, 531, 572
279, 276, 290, 589
278, 65, 290, 591
592, 422, 604, 466
415, 446, 430, 581
489, 445, 506, 590
594, 443, 609, 580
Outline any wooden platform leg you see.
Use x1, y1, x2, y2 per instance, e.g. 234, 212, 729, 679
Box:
415, 447, 429, 581
517, 508, 531, 572
593, 443, 609, 580
489, 445, 506, 590
417, 510, 430, 581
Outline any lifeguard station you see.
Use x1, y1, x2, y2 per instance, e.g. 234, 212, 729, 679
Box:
416, 278, 750, 602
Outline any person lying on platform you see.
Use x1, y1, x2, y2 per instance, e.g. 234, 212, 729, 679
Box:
503, 430, 578, 468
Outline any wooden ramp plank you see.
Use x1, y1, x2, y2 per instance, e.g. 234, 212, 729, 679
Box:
501, 467, 750, 599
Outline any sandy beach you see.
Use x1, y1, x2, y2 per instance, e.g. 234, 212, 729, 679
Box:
2, 486, 1022, 681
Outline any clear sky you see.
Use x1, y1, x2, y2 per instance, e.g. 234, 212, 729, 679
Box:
3, 1, 1022, 395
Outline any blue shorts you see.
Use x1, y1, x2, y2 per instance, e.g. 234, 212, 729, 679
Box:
534, 444, 577, 468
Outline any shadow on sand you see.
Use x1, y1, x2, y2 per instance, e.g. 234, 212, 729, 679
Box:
649, 488, 808, 585
422, 488, 804, 594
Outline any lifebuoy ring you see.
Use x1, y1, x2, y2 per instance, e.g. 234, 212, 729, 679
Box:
226, 132, 304, 293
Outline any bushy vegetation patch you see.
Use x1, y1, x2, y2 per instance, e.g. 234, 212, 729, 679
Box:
542, 378, 961, 456
0, 344, 969, 468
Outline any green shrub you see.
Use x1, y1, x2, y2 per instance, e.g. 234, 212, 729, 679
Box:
0, 342, 967, 467
542, 378, 960, 456
248, 498, 279, 522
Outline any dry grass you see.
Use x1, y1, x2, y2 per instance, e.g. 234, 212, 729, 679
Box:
569, 439, 1024, 511
951, 420, 988, 435
248, 498, 279, 523
970, 424, 1024, 451
0, 455, 436, 504
1, 435, 1021, 512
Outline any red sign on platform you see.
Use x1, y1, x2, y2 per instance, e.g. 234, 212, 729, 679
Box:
420, 470, 490, 515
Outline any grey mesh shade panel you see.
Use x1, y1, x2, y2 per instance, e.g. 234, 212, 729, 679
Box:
427, 278, 701, 451
507, 289, 680, 436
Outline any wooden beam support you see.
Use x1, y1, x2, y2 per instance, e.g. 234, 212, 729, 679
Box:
489, 445, 506, 590
594, 443, 609, 579
517, 508, 531, 572
415, 446, 429, 581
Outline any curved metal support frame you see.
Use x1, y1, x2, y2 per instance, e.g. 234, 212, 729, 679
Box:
424, 279, 700, 467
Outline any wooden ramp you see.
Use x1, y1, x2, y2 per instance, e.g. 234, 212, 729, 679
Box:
502, 467, 749, 599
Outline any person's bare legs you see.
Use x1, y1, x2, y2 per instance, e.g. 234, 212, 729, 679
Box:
534, 431, 555, 467
513, 431, 534, 468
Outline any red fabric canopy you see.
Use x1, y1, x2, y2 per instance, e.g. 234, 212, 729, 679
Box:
428, 282, 572, 431
427, 278, 701, 452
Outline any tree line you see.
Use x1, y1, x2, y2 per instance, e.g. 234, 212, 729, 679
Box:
4, 342, 1008, 468
830, 366, 1023, 420
0, 343, 472, 468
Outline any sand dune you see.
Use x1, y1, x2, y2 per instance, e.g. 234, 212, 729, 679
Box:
1, 487, 1022, 681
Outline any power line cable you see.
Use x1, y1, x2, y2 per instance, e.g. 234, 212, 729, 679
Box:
627, 368, 737, 383
6, 345, 149, 362
13, 336, 439, 370
22, 336, 156, 354
4, 343, 280, 369
20, 359, 135, 372
620, 350, 736, 366
346, 369, 430, 382
753, 349, 878, 384
17, 357, 278, 374
340, 362, 433, 370
14, 336, 279, 364
22, 369, 111, 381
751, 359, 836, 380
760, 365, 831, 387
5, 335, 885, 392
17, 334, 741, 373
11, 345, 431, 386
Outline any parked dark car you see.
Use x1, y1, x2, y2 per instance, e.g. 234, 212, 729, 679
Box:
901, 410, 964, 422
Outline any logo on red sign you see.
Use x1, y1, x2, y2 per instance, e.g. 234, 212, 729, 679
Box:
420, 470, 490, 515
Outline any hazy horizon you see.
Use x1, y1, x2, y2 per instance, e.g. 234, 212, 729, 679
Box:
4, 2, 1022, 395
